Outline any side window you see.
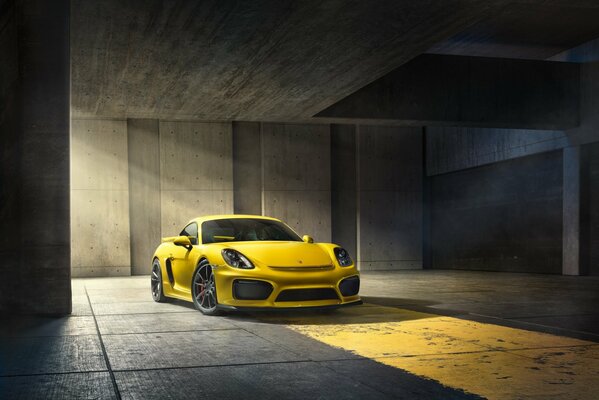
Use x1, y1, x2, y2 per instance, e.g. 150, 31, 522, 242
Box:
179, 222, 198, 245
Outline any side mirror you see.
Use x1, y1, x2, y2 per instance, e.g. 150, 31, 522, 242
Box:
302, 235, 314, 244
173, 235, 192, 250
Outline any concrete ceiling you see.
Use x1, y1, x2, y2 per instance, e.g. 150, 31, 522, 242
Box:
71, 0, 599, 122
428, 2, 599, 60
71, 0, 507, 121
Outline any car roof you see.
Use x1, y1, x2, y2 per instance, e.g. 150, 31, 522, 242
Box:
187, 214, 281, 225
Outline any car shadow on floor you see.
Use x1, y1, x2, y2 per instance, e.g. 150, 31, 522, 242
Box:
224, 298, 442, 326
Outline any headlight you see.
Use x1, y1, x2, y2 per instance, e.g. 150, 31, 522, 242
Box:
221, 249, 255, 269
334, 247, 353, 267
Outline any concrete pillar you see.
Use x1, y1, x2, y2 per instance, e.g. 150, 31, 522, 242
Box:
357, 125, 423, 271
128, 119, 160, 275
18, 0, 71, 313
563, 146, 590, 275
0, 0, 21, 314
331, 124, 357, 262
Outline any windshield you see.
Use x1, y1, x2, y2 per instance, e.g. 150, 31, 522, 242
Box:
201, 218, 302, 244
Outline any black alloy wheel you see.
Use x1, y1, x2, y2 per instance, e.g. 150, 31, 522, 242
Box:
192, 259, 221, 315
151, 259, 167, 302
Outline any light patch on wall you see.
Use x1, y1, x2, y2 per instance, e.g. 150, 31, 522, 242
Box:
70, 119, 131, 277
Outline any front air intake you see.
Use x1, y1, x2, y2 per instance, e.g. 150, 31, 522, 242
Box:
233, 279, 273, 300
275, 288, 339, 302
339, 276, 360, 296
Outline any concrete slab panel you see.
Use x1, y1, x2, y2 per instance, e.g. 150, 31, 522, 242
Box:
72, 266, 131, 278
359, 190, 423, 264
71, 302, 93, 316
160, 190, 234, 237
0, 316, 96, 337
322, 359, 481, 399
96, 312, 237, 335
71, 189, 131, 273
226, 318, 361, 361
91, 301, 195, 316
0, 335, 106, 375
79, 275, 148, 289
359, 125, 423, 191
71, 119, 129, 191
114, 361, 392, 400
86, 288, 152, 304
159, 121, 232, 191
263, 190, 331, 242
262, 123, 330, 191
0, 372, 117, 400
102, 330, 306, 370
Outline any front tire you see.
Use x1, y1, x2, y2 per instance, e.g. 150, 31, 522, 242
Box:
192, 259, 221, 315
151, 259, 167, 302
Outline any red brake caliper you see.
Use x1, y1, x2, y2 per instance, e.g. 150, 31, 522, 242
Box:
198, 282, 205, 303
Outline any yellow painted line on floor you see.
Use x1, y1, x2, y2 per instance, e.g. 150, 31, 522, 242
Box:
265, 305, 599, 400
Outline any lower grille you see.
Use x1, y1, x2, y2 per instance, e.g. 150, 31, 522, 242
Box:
339, 276, 360, 296
275, 288, 339, 302
233, 279, 273, 300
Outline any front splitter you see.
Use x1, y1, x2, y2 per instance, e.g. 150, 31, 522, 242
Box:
216, 299, 363, 313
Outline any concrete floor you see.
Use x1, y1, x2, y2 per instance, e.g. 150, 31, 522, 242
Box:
1, 270, 598, 399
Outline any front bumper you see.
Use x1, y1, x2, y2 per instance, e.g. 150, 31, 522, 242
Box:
214, 262, 361, 309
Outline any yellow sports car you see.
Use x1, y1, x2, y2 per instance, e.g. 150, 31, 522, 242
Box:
151, 215, 361, 315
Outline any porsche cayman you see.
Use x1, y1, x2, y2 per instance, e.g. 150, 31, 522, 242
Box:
150, 215, 361, 315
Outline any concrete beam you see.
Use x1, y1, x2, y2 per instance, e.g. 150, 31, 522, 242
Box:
316, 54, 580, 130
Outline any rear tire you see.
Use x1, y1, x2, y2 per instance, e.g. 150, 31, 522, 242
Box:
151, 259, 167, 302
192, 259, 221, 316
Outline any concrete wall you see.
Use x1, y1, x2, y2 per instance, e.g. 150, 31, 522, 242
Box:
262, 123, 331, 242
430, 151, 563, 273
70, 119, 428, 275
70, 119, 235, 276
358, 126, 423, 270
71, 119, 131, 277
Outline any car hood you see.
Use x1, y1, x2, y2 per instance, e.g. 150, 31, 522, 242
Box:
219, 241, 332, 267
